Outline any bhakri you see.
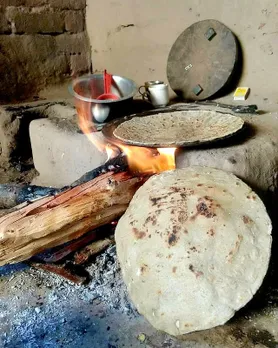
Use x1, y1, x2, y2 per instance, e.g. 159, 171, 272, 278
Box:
112, 110, 244, 147
115, 167, 272, 336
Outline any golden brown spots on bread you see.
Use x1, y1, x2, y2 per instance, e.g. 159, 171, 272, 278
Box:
243, 215, 253, 224
168, 233, 178, 246
145, 215, 157, 226
172, 266, 177, 273
189, 264, 204, 278
140, 264, 149, 274
227, 235, 243, 262
132, 228, 146, 239
207, 228, 215, 236
196, 201, 216, 218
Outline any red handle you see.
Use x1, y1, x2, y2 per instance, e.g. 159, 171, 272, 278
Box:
104, 69, 112, 94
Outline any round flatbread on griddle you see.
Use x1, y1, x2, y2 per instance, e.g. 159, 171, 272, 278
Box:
112, 110, 244, 147
115, 167, 272, 336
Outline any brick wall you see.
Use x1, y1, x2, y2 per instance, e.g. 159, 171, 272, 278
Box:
0, 0, 91, 102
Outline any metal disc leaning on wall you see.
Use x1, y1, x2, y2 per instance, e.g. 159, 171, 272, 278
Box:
167, 19, 238, 101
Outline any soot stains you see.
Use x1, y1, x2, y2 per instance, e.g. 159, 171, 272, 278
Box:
132, 228, 146, 239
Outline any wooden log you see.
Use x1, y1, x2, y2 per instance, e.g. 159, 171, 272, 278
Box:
0, 171, 143, 266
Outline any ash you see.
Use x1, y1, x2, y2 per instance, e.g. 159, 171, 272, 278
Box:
84, 245, 138, 316
0, 245, 139, 347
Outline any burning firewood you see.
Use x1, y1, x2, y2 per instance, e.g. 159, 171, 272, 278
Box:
0, 171, 143, 266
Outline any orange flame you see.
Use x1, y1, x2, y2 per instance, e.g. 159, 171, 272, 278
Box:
75, 98, 107, 153
116, 144, 176, 174
75, 97, 176, 173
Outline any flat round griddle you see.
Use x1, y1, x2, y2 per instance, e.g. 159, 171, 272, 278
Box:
167, 19, 238, 101
102, 108, 244, 148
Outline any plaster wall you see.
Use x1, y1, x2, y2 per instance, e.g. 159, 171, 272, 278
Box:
86, 0, 278, 109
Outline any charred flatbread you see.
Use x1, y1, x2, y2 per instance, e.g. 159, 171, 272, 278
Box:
113, 111, 244, 147
115, 167, 272, 336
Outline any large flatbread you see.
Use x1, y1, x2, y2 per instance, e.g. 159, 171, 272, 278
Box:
113, 111, 244, 147
115, 167, 272, 336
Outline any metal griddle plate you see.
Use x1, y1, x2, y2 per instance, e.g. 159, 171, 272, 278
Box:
101, 106, 245, 148
167, 19, 238, 101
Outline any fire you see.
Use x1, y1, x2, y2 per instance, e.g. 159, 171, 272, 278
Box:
118, 145, 176, 174
75, 98, 176, 174
76, 99, 107, 153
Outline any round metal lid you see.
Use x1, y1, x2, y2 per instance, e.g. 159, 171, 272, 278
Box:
167, 19, 238, 101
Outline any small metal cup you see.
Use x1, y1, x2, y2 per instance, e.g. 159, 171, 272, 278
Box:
139, 81, 169, 108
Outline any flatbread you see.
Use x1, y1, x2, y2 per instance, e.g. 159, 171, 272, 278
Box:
113, 111, 244, 147
115, 167, 272, 336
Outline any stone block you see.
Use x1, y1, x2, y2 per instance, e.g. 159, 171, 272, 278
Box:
70, 53, 90, 75
49, 0, 86, 10
176, 112, 278, 209
29, 105, 107, 187
55, 32, 89, 54
65, 10, 84, 33
7, 9, 65, 34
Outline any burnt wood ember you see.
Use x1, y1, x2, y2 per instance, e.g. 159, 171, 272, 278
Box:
74, 237, 114, 265
39, 230, 99, 263
0, 154, 127, 209
38, 224, 116, 263
30, 261, 89, 285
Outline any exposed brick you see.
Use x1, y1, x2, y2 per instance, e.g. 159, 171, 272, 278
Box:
49, 0, 86, 10
70, 53, 90, 76
2, 0, 48, 5
0, 9, 10, 33
7, 9, 65, 34
65, 10, 84, 33
55, 32, 89, 54
0, 35, 71, 102
23, 0, 49, 5
1, 0, 25, 6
